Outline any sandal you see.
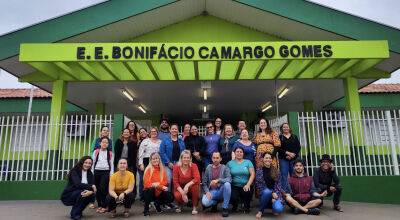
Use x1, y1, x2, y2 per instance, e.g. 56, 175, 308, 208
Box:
192, 210, 198, 215
124, 210, 130, 218
89, 203, 95, 209
175, 208, 182, 213
109, 210, 116, 218
334, 205, 343, 212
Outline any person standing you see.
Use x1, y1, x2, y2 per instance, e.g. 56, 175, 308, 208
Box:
138, 127, 162, 202
201, 151, 231, 217
181, 124, 191, 141
138, 128, 149, 145
255, 152, 284, 218
204, 122, 221, 168
219, 124, 238, 165
215, 118, 223, 135
126, 120, 140, 144
184, 125, 206, 176
278, 123, 301, 191
92, 136, 114, 214
232, 129, 256, 166
157, 119, 170, 141
285, 159, 323, 215
114, 128, 138, 199
61, 156, 96, 220
227, 146, 255, 214
142, 152, 174, 216
172, 150, 201, 215
235, 120, 254, 140
159, 124, 186, 192
253, 118, 281, 169
313, 154, 343, 212
90, 125, 113, 155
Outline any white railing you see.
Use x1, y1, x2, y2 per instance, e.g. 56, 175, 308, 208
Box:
298, 110, 400, 176
0, 114, 113, 181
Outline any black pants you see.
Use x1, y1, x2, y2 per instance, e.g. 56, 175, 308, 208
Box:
94, 170, 110, 208
318, 185, 343, 205
230, 185, 253, 210
61, 189, 95, 219
129, 166, 138, 199
106, 192, 135, 211
143, 187, 174, 210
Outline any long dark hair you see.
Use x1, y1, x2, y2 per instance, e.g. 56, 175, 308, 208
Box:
262, 152, 278, 181
66, 156, 92, 180
125, 120, 138, 135
258, 118, 273, 134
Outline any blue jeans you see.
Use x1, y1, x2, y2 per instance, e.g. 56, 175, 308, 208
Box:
258, 189, 283, 214
165, 161, 178, 193
202, 182, 231, 209
279, 158, 295, 191
203, 156, 212, 168
61, 189, 95, 219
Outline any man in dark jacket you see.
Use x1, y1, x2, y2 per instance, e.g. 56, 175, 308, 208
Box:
313, 154, 343, 212
285, 159, 323, 215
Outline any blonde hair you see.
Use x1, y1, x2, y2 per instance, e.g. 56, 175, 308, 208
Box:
221, 124, 236, 138
177, 150, 192, 167
144, 152, 165, 183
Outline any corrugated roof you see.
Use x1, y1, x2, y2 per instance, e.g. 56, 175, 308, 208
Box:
359, 83, 400, 94
0, 88, 51, 98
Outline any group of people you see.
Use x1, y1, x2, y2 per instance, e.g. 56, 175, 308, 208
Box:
61, 118, 343, 220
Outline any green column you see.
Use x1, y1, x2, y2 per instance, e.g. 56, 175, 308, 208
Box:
343, 77, 363, 145
47, 80, 67, 177
343, 77, 364, 174
96, 103, 105, 116
48, 80, 67, 150
113, 114, 124, 144
287, 111, 299, 138
303, 100, 315, 162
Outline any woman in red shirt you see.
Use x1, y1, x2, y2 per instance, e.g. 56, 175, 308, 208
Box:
172, 150, 200, 215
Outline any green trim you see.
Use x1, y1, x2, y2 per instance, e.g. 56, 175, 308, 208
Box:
0, 181, 66, 200
287, 112, 299, 137
0, 99, 84, 113
338, 176, 400, 204
1, 176, 399, 203
48, 80, 67, 151
235, 0, 400, 53
0, 0, 178, 61
112, 114, 124, 144
327, 93, 400, 109
343, 77, 361, 112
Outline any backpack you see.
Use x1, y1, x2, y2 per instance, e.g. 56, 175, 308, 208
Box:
94, 148, 112, 170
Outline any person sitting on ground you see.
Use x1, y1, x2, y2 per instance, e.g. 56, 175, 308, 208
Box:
255, 152, 284, 218
201, 151, 232, 217
313, 154, 343, 212
285, 159, 323, 215
172, 150, 201, 215
106, 158, 135, 218
61, 156, 96, 220
143, 152, 174, 216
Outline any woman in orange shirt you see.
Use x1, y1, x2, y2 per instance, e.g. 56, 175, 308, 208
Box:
142, 152, 173, 216
172, 150, 201, 215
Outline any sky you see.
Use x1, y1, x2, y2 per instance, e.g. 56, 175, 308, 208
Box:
0, 0, 399, 88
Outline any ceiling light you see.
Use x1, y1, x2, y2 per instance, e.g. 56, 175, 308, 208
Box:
138, 106, 146, 114
204, 105, 207, 113
203, 90, 208, 100
262, 104, 272, 112
122, 89, 133, 101
278, 87, 289, 99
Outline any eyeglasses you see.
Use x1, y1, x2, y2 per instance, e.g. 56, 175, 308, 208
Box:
206, 126, 213, 129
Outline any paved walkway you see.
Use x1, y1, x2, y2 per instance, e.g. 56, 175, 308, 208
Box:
0, 200, 399, 220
